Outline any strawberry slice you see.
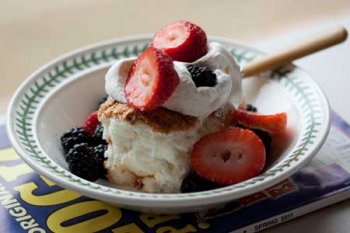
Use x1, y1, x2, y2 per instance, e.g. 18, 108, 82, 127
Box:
152, 20, 208, 62
191, 127, 266, 185
233, 110, 287, 134
83, 111, 99, 135
125, 47, 180, 111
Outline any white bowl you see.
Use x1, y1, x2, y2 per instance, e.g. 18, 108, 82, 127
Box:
7, 36, 330, 214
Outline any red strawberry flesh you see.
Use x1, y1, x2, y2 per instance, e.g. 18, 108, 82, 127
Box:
153, 23, 189, 48
125, 47, 180, 111
152, 20, 208, 62
191, 127, 266, 185
83, 111, 99, 135
233, 110, 287, 134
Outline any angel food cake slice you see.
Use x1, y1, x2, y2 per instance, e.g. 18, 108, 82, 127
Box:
99, 99, 231, 193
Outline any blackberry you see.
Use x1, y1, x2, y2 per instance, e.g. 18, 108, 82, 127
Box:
91, 144, 107, 178
92, 144, 107, 162
246, 104, 258, 112
66, 143, 105, 181
251, 128, 272, 153
60, 127, 91, 154
92, 123, 107, 145
181, 172, 221, 193
187, 65, 217, 87
97, 96, 108, 110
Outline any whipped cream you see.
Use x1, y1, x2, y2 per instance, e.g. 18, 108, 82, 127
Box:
105, 42, 242, 119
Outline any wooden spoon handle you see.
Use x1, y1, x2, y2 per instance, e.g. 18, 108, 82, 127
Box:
242, 27, 348, 77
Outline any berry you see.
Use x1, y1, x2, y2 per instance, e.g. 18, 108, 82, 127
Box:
66, 143, 105, 181
91, 144, 107, 163
250, 128, 272, 153
191, 127, 266, 185
246, 104, 257, 112
91, 144, 107, 178
237, 124, 271, 153
60, 127, 91, 154
238, 103, 258, 112
83, 111, 99, 135
96, 96, 108, 110
187, 65, 217, 87
181, 171, 221, 193
152, 20, 208, 62
92, 123, 107, 145
232, 110, 287, 134
125, 47, 180, 111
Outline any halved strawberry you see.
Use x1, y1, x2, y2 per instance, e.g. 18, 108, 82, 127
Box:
152, 20, 208, 62
191, 127, 266, 185
233, 110, 287, 134
83, 111, 99, 135
125, 47, 180, 111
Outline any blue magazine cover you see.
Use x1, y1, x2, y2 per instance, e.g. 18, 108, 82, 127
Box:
1, 111, 350, 233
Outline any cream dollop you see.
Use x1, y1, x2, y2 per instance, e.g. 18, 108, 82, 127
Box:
105, 42, 242, 119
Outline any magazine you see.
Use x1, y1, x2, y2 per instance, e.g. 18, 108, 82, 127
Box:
1, 111, 350, 233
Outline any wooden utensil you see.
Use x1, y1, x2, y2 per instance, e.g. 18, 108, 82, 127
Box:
242, 27, 348, 77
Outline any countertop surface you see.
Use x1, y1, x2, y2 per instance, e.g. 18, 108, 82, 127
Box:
1, 1, 350, 232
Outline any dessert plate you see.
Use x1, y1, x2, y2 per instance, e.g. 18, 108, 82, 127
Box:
7, 36, 330, 214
